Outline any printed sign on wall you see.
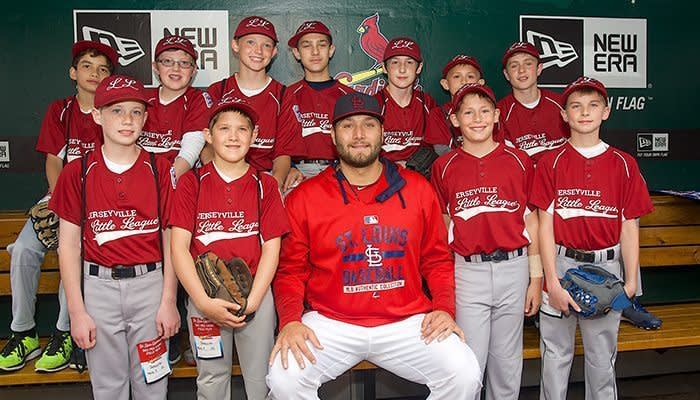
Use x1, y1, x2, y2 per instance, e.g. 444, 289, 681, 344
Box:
520, 16, 647, 88
74, 10, 229, 87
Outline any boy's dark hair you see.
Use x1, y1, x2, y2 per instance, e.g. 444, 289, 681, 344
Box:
456, 92, 496, 111
72, 49, 115, 74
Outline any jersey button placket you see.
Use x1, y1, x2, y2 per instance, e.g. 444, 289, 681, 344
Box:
584, 160, 593, 181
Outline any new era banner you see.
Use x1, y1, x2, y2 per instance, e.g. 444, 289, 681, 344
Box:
74, 10, 229, 88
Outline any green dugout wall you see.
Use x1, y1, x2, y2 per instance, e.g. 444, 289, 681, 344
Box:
0, 2, 698, 334
1, 1, 698, 210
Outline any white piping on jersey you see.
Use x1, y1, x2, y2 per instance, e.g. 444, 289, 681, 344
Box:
95, 227, 160, 246
504, 139, 516, 149
268, 91, 281, 112
503, 102, 516, 122
60, 99, 72, 122
454, 204, 521, 221
612, 150, 630, 178
440, 152, 460, 180
544, 95, 564, 111
292, 85, 303, 95
199, 171, 211, 181
252, 173, 264, 200
195, 230, 259, 246
85, 161, 98, 176
503, 147, 526, 172
552, 147, 568, 169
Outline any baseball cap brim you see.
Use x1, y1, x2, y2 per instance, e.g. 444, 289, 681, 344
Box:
561, 82, 608, 106
451, 84, 497, 110
442, 57, 482, 79
72, 40, 119, 69
287, 26, 332, 48
209, 102, 259, 126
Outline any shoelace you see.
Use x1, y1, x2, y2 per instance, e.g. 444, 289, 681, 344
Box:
44, 332, 68, 356
632, 298, 649, 313
1, 335, 24, 358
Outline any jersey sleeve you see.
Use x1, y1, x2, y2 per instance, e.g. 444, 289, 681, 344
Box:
156, 157, 175, 227
276, 87, 305, 160
272, 87, 306, 159
48, 158, 82, 225
429, 158, 450, 214
273, 188, 312, 329
621, 155, 654, 220
530, 157, 556, 213
424, 106, 453, 146
168, 170, 198, 233
259, 173, 291, 241
417, 179, 456, 317
36, 100, 68, 157
182, 89, 211, 133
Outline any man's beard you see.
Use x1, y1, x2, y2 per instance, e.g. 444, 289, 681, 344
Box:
336, 140, 381, 168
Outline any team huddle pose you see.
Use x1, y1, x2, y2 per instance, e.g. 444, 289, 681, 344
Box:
0, 14, 660, 400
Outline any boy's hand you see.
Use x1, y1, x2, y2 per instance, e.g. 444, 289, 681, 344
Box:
156, 301, 181, 339
548, 284, 581, 314
71, 311, 97, 350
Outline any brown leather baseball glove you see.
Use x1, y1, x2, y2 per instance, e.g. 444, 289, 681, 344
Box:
195, 251, 253, 317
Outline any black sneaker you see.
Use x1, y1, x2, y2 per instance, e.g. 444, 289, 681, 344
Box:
169, 334, 181, 365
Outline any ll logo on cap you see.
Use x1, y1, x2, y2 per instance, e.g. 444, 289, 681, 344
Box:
106, 77, 139, 91
299, 21, 317, 33
391, 39, 415, 50
246, 18, 271, 29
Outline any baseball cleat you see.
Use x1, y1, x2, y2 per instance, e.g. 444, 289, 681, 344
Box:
0, 332, 41, 372
35, 331, 73, 372
621, 298, 662, 330
168, 335, 182, 365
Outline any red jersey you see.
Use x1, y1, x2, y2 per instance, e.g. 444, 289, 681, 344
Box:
140, 87, 210, 163
375, 88, 437, 161
278, 80, 354, 161
431, 144, 534, 256
206, 76, 304, 171
425, 102, 462, 149
497, 89, 569, 162
530, 142, 654, 250
273, 161, 455, 329
169, 163, 290, 274
50, 147, 173, 267
36, 97, 103, 162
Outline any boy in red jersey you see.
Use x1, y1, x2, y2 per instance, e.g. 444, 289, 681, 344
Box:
497, 42, 569, 162
431, 83, 541, 400
280, 21, 355, 191
207, 16, 303, 188
425, 54, 485, 154
266, 93, 481, 399
140, 35, 210, 179
531, 77, 654, 400
374, 37, 437, 164
0, 40, 117, 373
51, 75, 180, 399
170, 97, 290, 400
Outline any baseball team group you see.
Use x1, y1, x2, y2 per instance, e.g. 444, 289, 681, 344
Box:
1, 14, 662, 400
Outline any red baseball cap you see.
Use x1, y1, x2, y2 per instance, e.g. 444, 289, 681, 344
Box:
561, 76, 608, 106
502, 41, 540, 67
155, 35, 197, 60
383, 37, 422, 63
94, 75, 149, 109
234, 16, 278, 43
451, 83, 497, 110
209, 96, 259, 126
287, 21, 332, 48
332, 93, 383, 124
72, 40, 119, 69
442, 54, 483, 79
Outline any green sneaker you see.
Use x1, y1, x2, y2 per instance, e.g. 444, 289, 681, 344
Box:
34, 331, 73, 372
0, 333, 41, 372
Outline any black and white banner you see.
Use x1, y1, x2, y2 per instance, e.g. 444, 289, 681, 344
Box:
74, 10, 229, 87
520, 15, 647, 88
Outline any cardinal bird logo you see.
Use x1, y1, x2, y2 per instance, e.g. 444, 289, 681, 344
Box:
334, 13, 389, 94
357, 13, 389, 68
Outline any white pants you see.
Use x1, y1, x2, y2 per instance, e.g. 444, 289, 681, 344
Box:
267, 312, 482, 400
454, 253, 529, 400
187, 289, 275, 400
539, 255, 622, 400
295, 163, 328, 179
8, 217, 70, 332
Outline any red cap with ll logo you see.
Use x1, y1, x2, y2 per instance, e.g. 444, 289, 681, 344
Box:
287, 20, 332, 48
155, 35, 197, 60
234, 16, 278, 43
501, 41, 540, 67
383, 37, 422, 63
94, 75, 149, 109
561, 76, 608, 106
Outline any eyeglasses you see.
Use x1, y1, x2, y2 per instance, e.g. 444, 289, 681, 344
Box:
156, 58, 196, 69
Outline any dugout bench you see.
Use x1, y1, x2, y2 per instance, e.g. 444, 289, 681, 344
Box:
1, 194, 699, 397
